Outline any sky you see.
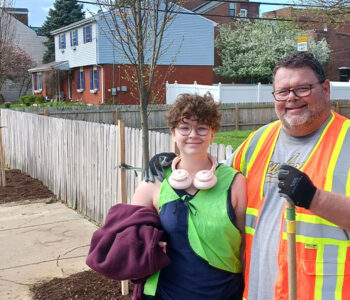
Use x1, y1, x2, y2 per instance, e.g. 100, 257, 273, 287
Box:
13, 0, 99, 27
13, 0, 289, 28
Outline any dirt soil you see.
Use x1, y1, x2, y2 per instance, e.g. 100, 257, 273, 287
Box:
0, 169, 133, 300
0, 169, 56, 204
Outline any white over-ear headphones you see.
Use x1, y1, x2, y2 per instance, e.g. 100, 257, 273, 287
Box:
168, 154, 218, 190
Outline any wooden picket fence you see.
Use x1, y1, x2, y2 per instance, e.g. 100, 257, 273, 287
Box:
0, 109, 234, 224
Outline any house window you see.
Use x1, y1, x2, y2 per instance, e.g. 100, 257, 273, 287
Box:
229, 3, 236, 17
77, 69, 85, 91
83, 24, 92, 43
70, 29, 78, 46
33, 73, 43, 91
59, 33, 66, 49
90, 68, 99, 92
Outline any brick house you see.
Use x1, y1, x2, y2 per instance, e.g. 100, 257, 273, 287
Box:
182, 0, 261, 83
29, 6, 217, 105
264, 7, 350, 81
182, 0, 260, 24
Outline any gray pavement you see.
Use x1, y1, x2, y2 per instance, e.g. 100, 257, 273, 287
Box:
0, 200, 98, 300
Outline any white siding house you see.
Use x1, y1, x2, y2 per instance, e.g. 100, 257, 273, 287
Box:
13, 17, 47, 64
54, 18, 97, 68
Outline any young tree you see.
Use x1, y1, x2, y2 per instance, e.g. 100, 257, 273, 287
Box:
0, 0, 15, 101
215, 20, 330, 83
8, 47, 37, 98
95, 0, 181, 169
41, 0, 85, 63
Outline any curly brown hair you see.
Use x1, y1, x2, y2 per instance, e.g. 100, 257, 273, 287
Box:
166, 93, 221, 131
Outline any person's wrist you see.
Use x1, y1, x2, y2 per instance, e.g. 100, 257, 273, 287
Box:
308, 188, 319, 210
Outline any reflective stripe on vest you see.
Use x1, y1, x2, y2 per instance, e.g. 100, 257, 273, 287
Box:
233, 111, 350, 300
233, 120, 281, 300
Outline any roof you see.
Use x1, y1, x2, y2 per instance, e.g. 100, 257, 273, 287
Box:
28, 61, 70, 73
193, 1, 221, 14
5, 7, 28, 14
50, 17, 96, 35
51, 4, 217, 36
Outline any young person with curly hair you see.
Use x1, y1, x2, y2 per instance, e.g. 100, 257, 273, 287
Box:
129, 93, 246, 299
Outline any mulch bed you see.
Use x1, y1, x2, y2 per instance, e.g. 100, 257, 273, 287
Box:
0, 169, 134, 300
30, 270, 133, 300
0, 169, 56, 204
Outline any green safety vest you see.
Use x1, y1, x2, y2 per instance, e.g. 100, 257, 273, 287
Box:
144, 164, 242, 296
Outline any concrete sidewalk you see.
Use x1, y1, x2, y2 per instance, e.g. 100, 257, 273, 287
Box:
0, 201, 98, 300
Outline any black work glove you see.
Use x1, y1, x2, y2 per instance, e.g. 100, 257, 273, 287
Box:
277, 164, 317, 209
144, 152, 177, 183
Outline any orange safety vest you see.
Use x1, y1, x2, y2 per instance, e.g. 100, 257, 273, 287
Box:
233, 111, 350, 300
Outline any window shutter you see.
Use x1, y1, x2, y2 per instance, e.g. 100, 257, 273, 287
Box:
89, 25, 92, 42
83, 27, 86, 43
39, 74, 43, 90
82, 72, 85, 90
75, 29, 78, 45
34, 74, 37, 90
90, 70, 93, 89
77, 72, 80, 89
63, 34, 66, 48
96, 70, 99, 90
70, 32, 73, 46
59, 35, 61, 49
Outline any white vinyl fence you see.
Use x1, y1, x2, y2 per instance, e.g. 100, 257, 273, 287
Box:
0, 110, 234, 224
166, 81, 350, 104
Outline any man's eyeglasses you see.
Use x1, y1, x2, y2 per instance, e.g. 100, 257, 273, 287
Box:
272, 82, 324, 102
176, 124, 210, 136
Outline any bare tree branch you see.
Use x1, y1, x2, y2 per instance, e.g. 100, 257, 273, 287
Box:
94, 0, 182, 168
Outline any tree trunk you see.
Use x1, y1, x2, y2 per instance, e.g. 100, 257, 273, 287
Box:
140, 95, 149, 172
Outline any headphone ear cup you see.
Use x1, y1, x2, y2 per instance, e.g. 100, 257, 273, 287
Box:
193, 170, 217, 190
168, 169, 193, 190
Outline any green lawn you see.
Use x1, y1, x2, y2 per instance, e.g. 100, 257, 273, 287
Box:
0, 102, 87, 109
214, 130, 253, 150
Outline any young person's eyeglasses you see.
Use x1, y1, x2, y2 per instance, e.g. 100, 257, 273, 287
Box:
272, 81, 324, 102
176, 124, 210, 136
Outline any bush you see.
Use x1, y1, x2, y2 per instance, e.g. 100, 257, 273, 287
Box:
19, 95, 29, 104
19, 94, 44, 105
35, 95, 45, 104
28, 95, 36, 103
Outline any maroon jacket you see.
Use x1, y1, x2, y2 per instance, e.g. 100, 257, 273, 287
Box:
86, 204, 170, 300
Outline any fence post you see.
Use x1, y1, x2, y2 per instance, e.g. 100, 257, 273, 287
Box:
0, 116, 6, 187
257, 82, 261, 103
166, 81, 169, 104
117, 119, 129, 295
330, 82, 334, 99
171, 140, 180, 155
235, 105, 239, 130
336, 101, 340, 114
115, 109, 120, 125
218, 82, 222, 102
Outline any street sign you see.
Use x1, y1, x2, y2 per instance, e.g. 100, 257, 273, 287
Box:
297, 36, 308, 51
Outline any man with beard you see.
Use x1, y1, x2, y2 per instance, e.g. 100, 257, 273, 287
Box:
145, 52, 350, 300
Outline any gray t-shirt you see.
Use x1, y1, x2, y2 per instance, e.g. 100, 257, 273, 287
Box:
247, 124, 326, 300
